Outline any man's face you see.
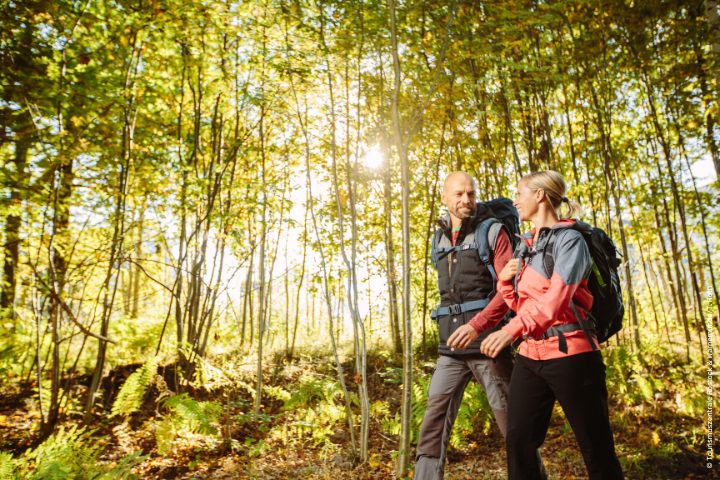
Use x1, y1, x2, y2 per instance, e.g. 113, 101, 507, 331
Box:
441, 174, 477, 223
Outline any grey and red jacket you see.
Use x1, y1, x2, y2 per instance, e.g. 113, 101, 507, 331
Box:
434, 214, 512, 357
498, 219, 599, 360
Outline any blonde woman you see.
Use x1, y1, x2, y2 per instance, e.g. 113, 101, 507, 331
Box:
478, 171, 623, 479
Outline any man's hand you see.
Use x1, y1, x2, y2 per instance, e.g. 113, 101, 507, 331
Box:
498, 258, 521, 282
447, 324, 479, 350
480, 330, 513, 358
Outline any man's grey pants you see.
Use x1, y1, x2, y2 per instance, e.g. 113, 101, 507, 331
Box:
414, 351, 513, 480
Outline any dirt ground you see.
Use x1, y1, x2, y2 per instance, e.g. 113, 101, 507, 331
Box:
0, 354, 712, 480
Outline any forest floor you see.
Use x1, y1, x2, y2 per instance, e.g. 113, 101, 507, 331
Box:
0, 351, 712, 479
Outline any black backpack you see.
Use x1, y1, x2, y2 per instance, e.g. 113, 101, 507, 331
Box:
430, 198, 521, 280
543, 222, 624, 343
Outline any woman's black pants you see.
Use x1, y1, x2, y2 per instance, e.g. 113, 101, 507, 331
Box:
506, 351, 624, 479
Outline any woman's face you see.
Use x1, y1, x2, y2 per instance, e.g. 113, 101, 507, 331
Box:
514, 180, 539, 222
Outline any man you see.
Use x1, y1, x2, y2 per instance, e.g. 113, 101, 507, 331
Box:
414, 171, 515, 479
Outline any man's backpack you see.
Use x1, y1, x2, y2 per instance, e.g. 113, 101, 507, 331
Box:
430, 198, 521, 280
543, 222, 624, 343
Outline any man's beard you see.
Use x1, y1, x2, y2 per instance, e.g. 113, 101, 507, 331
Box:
454, 205, 475, 220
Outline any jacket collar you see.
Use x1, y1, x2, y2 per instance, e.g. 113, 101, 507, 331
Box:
523, 219, 579, 249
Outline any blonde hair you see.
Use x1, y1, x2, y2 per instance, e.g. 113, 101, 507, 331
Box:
521, 170, 582, 219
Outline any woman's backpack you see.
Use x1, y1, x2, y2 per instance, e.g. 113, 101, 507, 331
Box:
543, 222, 625, 343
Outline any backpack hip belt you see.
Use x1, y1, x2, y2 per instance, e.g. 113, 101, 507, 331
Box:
537, 318, 597, 353
431, 298, 490, 320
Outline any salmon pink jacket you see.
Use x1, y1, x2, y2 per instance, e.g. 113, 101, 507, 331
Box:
498, 219, 599, 360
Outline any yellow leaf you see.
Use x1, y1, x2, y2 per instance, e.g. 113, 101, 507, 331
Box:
651, 430, 660, 446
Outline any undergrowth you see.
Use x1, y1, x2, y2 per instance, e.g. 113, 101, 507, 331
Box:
0, 426, 143, 479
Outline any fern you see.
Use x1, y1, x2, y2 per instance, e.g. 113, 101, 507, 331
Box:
111, 357, 159, 417
155, 393, 222, 454
452, 382, 493, 448
263, 384, 291, 403
162, 393, 221, 435
631, 373, 655, 403
280, 375, 348, 447
380, 373, 431, 440
410, 373, 431, 443
25, 426, 102, 479
94, 451, 145, 480
154, 417, 177, 455
14, 426, 143, 480
283, 375, 343, 411
0, 451, 16, 480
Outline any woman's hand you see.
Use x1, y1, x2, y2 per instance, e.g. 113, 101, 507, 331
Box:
447, 324, 479, 350
480, 330, 513, 358
498, 258, 521, 282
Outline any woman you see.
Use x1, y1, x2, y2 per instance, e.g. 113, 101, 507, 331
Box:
479, 170, 624, 479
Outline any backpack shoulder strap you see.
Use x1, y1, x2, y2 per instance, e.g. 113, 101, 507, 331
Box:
475, 218, 503, 295
540, 226, 578, 277
487, 222, 505, 254
542, 234, 557, 277
475, 217, 500, 265
430, 228, 443, 269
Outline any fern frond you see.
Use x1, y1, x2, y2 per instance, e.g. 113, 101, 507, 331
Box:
111, 357, 159, 417
95, 451, 145, 480
0, 451, 16, 480
263, 384, 291, 403
154, 417, 177, 455
10, 425, 142, 479
154, 393, 222, 453
632, 373, 655, 403
161, 393, 221, 435
24, 425, 101, 479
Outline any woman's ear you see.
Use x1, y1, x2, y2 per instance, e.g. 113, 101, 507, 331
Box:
535, 188, 546, 203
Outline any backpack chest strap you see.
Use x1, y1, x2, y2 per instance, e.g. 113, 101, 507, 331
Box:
431, 298, 491, 320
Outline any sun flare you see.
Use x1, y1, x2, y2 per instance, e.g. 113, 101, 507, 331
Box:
359, 144, 384, 169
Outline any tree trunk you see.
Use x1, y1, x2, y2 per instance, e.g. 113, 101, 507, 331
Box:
384, 157, 403, 355
255, 50, 268, 412
389, 0, 412, 473
704, 0, 720, 177
1, 129, 30, 324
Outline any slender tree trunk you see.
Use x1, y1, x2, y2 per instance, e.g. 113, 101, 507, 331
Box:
389, 0, 412, 473
255, 51, 268, 412
241, 240, 254, 348
384, 161, 402, 355
420, 121, 446, 356
1, 129, 30, 324
130, 205, 144, 319
623, 189, 661, 333
704, 0, 720, 177
284, 25, 358, 453
289, 203, 308, 359
583, 76, 640, 349
671, 105, 720, 328
655, 162, 692, 361
689, 4, 720, 178
85, 33, 140, 416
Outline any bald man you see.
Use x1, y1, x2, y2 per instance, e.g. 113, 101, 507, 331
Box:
414, 172, 515, 479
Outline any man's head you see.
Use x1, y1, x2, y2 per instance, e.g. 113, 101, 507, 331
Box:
441, 171, 477, 226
